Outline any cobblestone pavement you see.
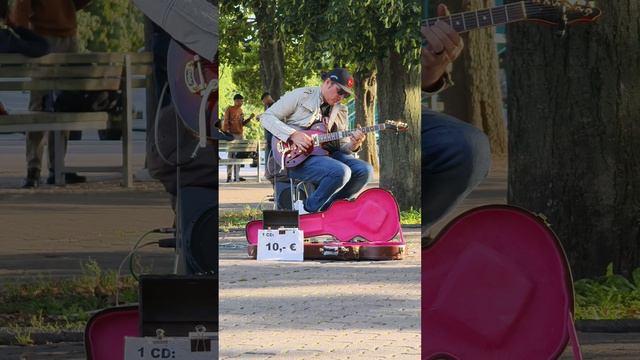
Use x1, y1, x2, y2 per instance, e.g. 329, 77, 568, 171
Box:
218, 228, 422, 359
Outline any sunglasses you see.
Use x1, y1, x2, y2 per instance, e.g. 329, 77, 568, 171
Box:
332, 82, 351, 98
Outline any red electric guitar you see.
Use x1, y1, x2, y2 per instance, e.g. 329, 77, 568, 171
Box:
272, 120, 408, 168
166, 39, 233, 143
422, 0, 601, 36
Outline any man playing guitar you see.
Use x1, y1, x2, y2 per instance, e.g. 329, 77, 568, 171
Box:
260, 68, 372, 214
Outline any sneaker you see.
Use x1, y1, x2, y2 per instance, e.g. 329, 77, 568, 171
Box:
47, 172, 87, 185
226, 177, 232, 183
293, 200, 309, 215
22, 177, 40, 188
21, 169, 40, 189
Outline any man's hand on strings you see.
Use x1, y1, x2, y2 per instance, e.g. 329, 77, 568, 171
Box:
421, 4, 464, 90
350, 125, 365, 151
290, 131, 313, 152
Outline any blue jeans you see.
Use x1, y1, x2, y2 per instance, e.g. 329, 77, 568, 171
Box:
288, 152, 373, 212
422, 110, 491, 234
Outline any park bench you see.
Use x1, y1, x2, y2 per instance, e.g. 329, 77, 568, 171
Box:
0, 52, 153, 187
219, 139, 265, 182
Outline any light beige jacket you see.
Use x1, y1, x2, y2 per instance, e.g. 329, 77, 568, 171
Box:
260, 86, 356, 154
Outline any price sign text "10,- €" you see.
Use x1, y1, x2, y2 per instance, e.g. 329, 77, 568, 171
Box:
257, 229, 304, 261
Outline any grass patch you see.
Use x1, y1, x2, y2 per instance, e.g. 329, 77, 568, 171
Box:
574, 265, 640, 320
400, 208, 421, 225
3, 240, 636, 339
219, 207, 262, 231
0, 260, 138, 333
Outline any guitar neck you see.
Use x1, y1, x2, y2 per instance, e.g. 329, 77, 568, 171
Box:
317, 124, 387, 144
423, 1, 529, 33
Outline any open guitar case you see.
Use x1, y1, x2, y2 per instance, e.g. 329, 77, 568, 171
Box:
246, 188, 406, 260
422, 205, 582, 359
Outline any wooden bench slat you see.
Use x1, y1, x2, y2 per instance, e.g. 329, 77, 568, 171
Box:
219, 159, 255, 164
221, 145, 260, 150
219, 140, 266, 151
0, 112, 109, 125
129, 65, 153, 76
0, 53, 125, 64
0, 79, 122, 91
130, 78, 149, 88
0, 112, 108, 131
0, 65, 124, 78
127, 52, 153, 63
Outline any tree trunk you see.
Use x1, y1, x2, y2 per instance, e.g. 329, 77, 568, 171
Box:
354, 69, 379, 171
377, 52, 421, 211
253, 2, 285, 100
506, 1, 640, 278
438, 0, 507, 155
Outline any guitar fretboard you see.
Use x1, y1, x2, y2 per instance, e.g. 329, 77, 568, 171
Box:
422, 1, 528, 33
317, 124, 387, 143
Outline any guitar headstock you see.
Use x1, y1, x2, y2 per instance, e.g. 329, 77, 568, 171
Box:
525, 0, 602, 26
384, 120, 409, 132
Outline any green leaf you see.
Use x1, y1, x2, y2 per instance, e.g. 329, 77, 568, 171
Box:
606, 262, 614, 277
633, 268, 640, 288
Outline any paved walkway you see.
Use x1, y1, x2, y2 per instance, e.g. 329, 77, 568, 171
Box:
219, 228, 421, 359
0, 136, 639, 358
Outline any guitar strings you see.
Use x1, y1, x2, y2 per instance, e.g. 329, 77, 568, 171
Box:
421, 1, 591, 27
317, 124, 385, 142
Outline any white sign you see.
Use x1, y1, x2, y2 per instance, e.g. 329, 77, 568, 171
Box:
257, 229, 304, 261
124, 334, 217, 360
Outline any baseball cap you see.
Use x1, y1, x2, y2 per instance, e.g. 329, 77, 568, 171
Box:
322, 68, 354, 96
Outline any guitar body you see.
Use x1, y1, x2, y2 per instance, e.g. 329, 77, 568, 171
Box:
166, 39, 220, 141
271, 122, 330, 168
246, 188, 406, 260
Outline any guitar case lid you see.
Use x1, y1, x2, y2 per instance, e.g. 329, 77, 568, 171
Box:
422, 205, 577, 359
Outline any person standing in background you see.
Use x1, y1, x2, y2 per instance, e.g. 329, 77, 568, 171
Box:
261, 92, 275, 158
10, 0, 91, 188
222, 93, 254, 182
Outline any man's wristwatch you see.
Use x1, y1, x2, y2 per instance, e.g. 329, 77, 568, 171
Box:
422, 71, 453, 95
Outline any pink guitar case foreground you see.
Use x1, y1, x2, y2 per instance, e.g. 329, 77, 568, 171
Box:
246, 188, 406, 260
422, 205, 582, 360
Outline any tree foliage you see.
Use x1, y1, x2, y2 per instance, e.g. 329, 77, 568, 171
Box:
77, 0, 144, 52
278, 0, 421, 72
219, 1, 314, 110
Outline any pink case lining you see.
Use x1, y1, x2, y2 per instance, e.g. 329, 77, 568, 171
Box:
84, 306, 139, 360
422, 205, 580, 359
